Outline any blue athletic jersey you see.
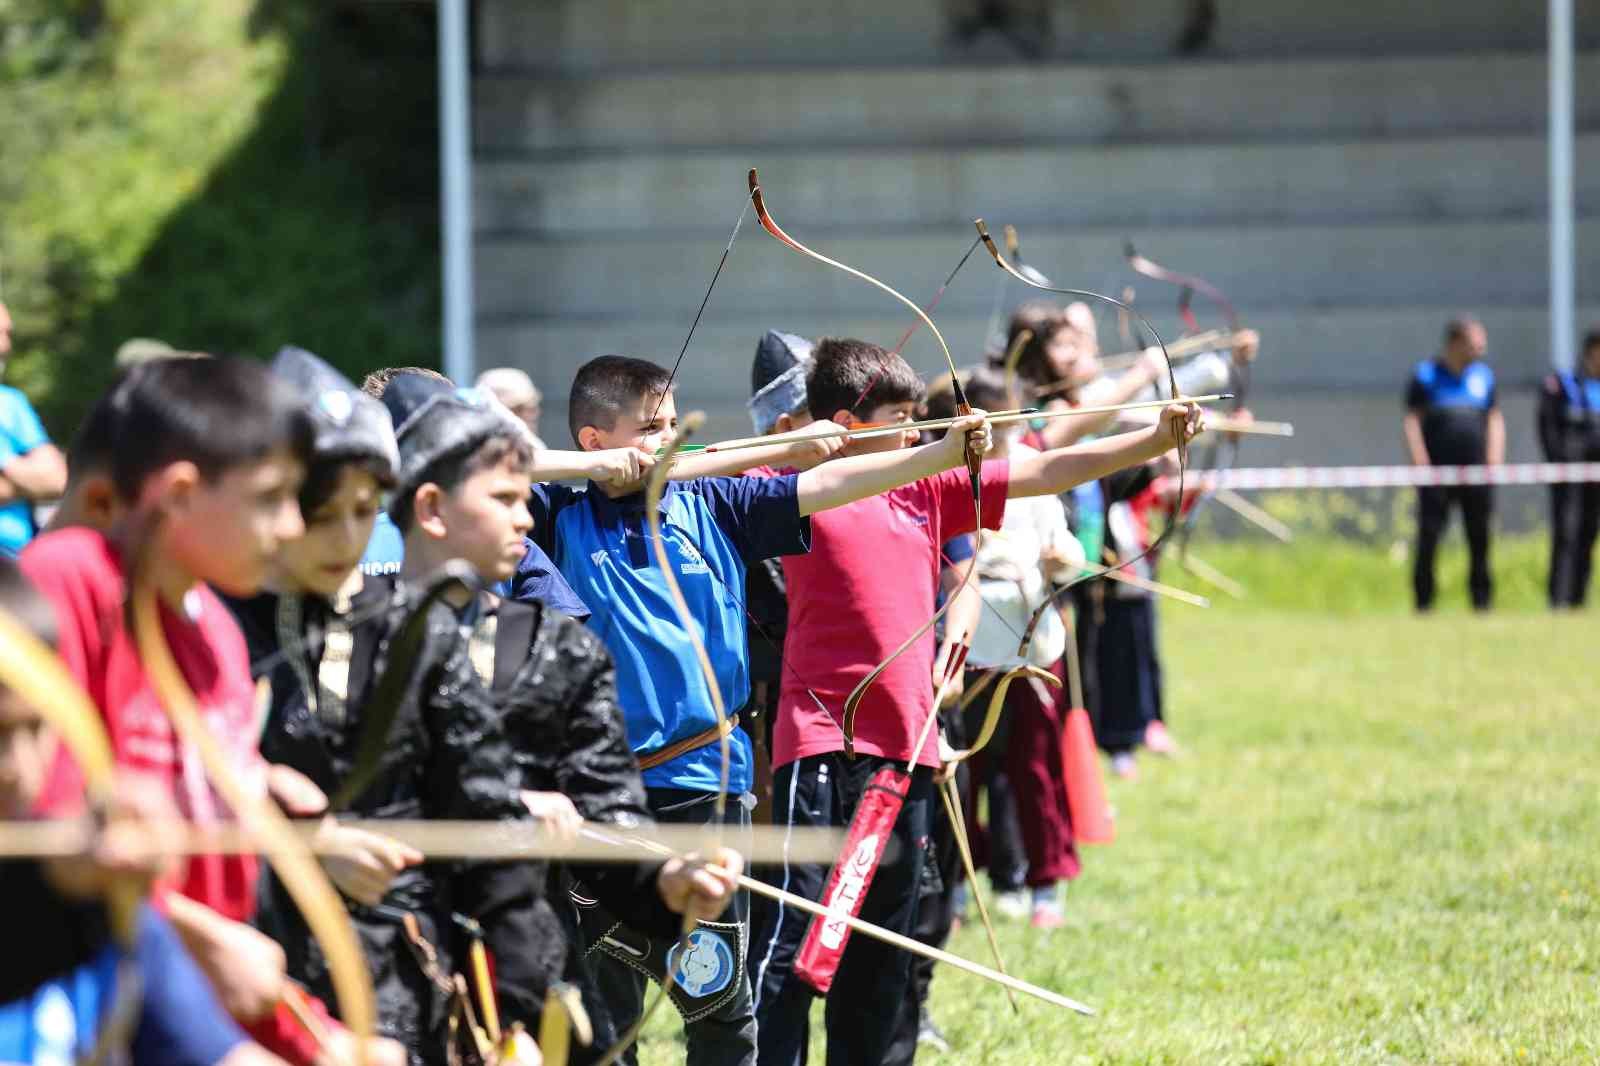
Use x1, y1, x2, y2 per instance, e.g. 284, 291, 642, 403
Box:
531, 477, 810, 794
1554, 370, 1600, 417
0, 906, 245, 1066
1405, 359, 1497, 465
0, 385, 51, 558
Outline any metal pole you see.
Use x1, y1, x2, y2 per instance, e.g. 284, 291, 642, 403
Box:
1550, 0, 1575, 371
439, 0, 475, 385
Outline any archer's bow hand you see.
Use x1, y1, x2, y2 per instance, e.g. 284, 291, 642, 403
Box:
935, 411, 993, 472
314, 818, 423, 907
1156, 403, 1204, 459
657, 846, 745, 924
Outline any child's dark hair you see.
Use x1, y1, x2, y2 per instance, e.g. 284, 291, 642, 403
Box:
805, 338, 925, 421
1582, 327, 1600, 355
299, 457, 400, 519
962, 364, 1015, 413
0, 559, 57, 651
361, 366, 450, 399
568, 355, 671, 443
106, 357, 313, 502
390, 435, 535, 533
997, 302, 1068, 387
67, 364, 152, 485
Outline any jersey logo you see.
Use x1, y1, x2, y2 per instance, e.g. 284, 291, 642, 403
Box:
675, 541, 710, 575
590, 548, 608, 567
1467, 374, 1489, 400
665, 929, 736, 998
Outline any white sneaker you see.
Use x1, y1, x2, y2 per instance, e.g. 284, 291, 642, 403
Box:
994, 889, 1029, 920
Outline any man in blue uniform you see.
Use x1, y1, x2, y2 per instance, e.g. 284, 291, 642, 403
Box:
1403, 317, 1505, 611
1538, 328, 1600, 608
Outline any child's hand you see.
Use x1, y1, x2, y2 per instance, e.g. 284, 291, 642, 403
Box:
936, 411, 993, 469
267, 762, 329, 817
656, 846, 744, 923
784, 420, 848, 469
1231, 328, 1260, 365
520, 789, 584, 845
588, 447, 657, 490
314, 818, 423, 907
203, 916, 290, 1021
1155, 402, 1203, 458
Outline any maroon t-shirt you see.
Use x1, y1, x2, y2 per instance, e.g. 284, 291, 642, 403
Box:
775, 461, 1008, 769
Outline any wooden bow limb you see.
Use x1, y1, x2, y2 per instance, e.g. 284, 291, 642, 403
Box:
281, 983, 336, 1056
537, 984, 592, 1066
1177, 551, 1248, 600
938, 777, 1019, 1014
1210, 487, 1294, 542
903, 637, 969, 776
131, 585, 377, 1065
1095, 566, 1212, 608
0, 817, 850, 865
947, 664, 1062, 769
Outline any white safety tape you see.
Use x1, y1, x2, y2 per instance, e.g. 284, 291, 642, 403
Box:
1210, 463, 1600, 491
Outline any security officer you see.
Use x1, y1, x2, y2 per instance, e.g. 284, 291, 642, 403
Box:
1538, 328, 1600, 607
1403, 317, 1505, 611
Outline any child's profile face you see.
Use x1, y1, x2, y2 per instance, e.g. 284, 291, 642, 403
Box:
275, 464, 383, 600
583, 390, 678, 457
167, 447, 307, 597
0, 691, 49, 818
433, 453, 534, 583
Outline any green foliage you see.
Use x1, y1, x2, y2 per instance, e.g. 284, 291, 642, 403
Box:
642, 612, 1599, 1064
0, 0, 440, 439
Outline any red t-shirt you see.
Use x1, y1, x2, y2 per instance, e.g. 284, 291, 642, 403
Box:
21, 528, 265, 922
775, 461, 1008, 769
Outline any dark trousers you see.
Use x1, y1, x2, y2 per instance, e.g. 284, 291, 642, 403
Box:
1094, 596, 1163, 754
960, 676, 1025, 893
747, 754, 933, 1066
591, 788, 755, 1066
1414, 485, 1494, 610
1548, 482, 1600, 606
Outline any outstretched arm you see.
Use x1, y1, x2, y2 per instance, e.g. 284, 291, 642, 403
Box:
795, 414, 990, 516
1007, 404, 1201, 500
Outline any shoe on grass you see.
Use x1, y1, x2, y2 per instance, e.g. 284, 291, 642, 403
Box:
1110, 752, 1138, 780
1030, 900, 1065, 929
916, 1008, 951, 1053
994, 889, 1029, 920
1144, 720, 1178, 756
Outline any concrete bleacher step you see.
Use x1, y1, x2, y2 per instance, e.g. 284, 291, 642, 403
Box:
479, 303, 1600, 448
478, 0, 1600, 72
476, 218, 1600, 318
477, 53, 1600, 154
476, 133, 1600, 236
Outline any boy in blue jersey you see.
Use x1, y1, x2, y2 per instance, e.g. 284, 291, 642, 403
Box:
0, 302, 68, 557
1539, 327, 1600, 606
530, 354, 992, 1066
1403, 317, 1505, 611
0, 559, 285, 1066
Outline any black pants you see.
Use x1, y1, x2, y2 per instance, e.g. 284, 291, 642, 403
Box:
589, 788, 755, 1066
747, 754, 933, 1066
959, 685, 1025, 892
1094, 596, 1163, 754
1414, 485, 1494, 610
1548, 482, 1600, 607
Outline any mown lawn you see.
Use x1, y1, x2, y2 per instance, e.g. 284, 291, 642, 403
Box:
643, 599, 1599, 1064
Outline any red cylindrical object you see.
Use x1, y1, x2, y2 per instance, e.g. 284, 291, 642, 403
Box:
1060, 705, 1115, 845
794, 766, 910, 995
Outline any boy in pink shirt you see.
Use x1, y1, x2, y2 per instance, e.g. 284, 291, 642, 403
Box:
752, 338, 1199, 1064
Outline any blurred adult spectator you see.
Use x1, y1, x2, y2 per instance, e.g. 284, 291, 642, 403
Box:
1538, 328, 1600, 608
0, 302, 67, 558
476, 366, 545, 449
1403, 317, 1504, 611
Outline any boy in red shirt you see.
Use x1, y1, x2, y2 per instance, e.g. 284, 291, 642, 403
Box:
21, 357, 402, 1066
753, 338, 1199, 1064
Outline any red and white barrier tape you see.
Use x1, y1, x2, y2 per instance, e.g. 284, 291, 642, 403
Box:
1210, 462, 1600, 491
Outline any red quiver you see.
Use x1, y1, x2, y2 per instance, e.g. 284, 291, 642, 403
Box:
794, 765, 910, 995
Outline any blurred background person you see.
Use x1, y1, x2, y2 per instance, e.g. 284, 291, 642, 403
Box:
476, 365, 546, 449
0, 302, 66, 559
1403, 317, 1504, 612
1539, 327, 1600, 608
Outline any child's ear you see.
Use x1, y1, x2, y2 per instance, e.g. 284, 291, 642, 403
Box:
576, 426, 604, 452
412, 484, 449, 540
830, 410, 857, 429
145, 461, 200, 516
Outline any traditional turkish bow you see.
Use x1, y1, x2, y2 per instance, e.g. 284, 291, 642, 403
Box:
130, 582, 377, 1064
0, 603, 145, 1061
746, 168, 986, 758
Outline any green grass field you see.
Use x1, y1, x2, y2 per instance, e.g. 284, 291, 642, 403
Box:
641, 552, 1598, 1064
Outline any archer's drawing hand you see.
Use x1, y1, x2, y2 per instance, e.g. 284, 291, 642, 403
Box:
588, 448, 657, 491
658, 846, 744, 923
785, 420, 849, 468
315, 819, 424, 907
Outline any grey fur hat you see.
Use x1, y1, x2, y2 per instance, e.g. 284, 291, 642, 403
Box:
271, 346, 399, 485
379, 372, 530, 516
747, 330, 813, 434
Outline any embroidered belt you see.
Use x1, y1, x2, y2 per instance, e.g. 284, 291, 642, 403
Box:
636, 714, 740, 771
